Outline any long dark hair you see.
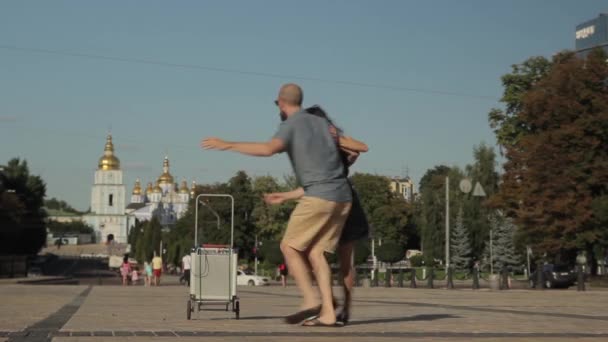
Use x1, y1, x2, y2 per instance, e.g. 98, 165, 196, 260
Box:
304, 105, 350, 175
304, 105, 343, 135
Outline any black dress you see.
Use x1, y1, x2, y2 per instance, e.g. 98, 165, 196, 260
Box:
339, 180, 370, 243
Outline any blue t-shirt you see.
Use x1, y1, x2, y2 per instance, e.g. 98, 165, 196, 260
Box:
273, 110, 352, 203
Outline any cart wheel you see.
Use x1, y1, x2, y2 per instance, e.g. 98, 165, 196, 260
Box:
235, 300, 240, 320
230, 296, 236, 311
187, 300, 192, 320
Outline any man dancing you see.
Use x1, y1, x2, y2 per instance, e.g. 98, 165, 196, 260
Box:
201, 83, 351, 326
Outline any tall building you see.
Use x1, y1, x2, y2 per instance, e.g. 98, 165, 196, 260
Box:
389, 177, 415, 202
125, 156, 191, 227
575, 13, 608, 58
82, 134, 129, 243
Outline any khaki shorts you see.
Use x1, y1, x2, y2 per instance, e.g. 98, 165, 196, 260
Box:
282, 196, 352, 253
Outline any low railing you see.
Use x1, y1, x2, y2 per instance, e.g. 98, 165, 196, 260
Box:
0, 255, 28, 278
347, 266, 535, 290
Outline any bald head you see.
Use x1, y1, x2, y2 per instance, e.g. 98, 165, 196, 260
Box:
278, 83, 303, 106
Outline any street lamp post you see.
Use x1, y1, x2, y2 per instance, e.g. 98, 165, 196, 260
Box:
490, 229, 494, 274
445, 177, 485, 274
200, 201, 221, 230
445, 177, 450, 272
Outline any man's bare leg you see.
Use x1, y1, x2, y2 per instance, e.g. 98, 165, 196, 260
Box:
280, 242, 318, 310
307, 245, 336, 325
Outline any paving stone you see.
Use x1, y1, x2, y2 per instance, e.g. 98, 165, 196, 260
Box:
2, 283, 608, 341
132, 331, 155, 336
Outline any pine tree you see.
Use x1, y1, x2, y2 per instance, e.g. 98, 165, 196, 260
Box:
482, 212, 520, 272
451, 208, 472, 271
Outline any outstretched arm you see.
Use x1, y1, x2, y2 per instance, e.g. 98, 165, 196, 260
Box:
264, 187, 305, 205
201, 137, 285, 157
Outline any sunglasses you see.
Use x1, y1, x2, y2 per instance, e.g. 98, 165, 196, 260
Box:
274, 99, 279, 106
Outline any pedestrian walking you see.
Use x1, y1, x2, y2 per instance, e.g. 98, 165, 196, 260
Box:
144, 261, 153, 287
182, 253, 192, 287
152, 252, 163, 286
131, 267, 140, 285
279, 263, 288, 288
120, 255, 131, 286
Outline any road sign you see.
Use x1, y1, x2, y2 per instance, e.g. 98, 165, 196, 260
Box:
459, 179, 472, 193
473, 182, 486, 197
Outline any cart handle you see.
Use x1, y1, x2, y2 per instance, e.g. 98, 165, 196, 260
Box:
194, 194, 235, 250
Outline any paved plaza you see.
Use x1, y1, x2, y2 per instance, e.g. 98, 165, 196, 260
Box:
1, 281, 608, 342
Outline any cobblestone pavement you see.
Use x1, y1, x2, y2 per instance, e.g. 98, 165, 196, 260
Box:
1, 283, 607, 341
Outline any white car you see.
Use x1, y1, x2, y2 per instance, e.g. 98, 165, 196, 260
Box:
237, 270, 270, 286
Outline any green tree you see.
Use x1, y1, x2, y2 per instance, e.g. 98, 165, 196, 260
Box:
463, 143, 500, 259
418, 166, 465, 265
258, 239, 283, 266
0, 158, 47, 255
491, 50, 608, 262
164, 171, 262, 264
370, 197, 412, 246
136, 217, 163, 262
349, 173, 393, 220
482, 212, 520, 272
251, 176, 294, 241
451, 208, 472, 271
376, 242, 405, 264
44, 197, 81, 214
488, 56, 552, 151
228, 171, 256, 259
350, 173, 414, 250
353, 239, 371, 266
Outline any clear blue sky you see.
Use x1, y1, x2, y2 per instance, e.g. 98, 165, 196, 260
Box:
0, 0, 605, 210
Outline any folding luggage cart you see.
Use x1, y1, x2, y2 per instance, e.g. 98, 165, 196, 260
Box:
187, 194, 239, 320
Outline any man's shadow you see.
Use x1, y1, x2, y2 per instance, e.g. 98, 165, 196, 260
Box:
347, 314, 456, 326
234, 314, 457, 325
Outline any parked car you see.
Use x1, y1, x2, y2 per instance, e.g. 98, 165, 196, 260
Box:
27, 266, 43, 277
529, 264, 576, 289
237, 269, 270, 286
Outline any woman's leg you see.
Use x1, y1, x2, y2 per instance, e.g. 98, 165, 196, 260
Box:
338, 241, 355, 317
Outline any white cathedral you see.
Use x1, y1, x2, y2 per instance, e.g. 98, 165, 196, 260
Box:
83, 135, 192, 243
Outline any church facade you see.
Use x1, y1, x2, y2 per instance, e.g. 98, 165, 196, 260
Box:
82, 135, 129, 243
83, 135, 193, 244
125, 157, 192, 227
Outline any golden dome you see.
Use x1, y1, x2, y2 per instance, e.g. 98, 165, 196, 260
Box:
157, 156, 174, 184
145, 182, 154, 194
98, 134, 121, 170
153, 182, 162, 193
179, 180, 189, 194
132, 178, 142, 195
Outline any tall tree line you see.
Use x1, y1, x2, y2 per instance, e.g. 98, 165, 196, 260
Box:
489, 49, 608, 266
